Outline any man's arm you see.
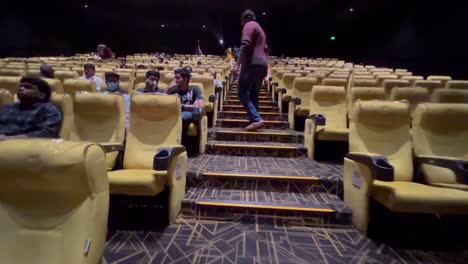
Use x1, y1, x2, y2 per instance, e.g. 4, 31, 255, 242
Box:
237, 22, 255, 68
25, 105, 63, 138
183, 86, 205, 109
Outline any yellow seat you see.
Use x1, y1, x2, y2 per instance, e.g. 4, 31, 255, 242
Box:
322, 78, 347, 87
376, 74, 399, 87
63, 79, 96, 99
107, 94, 187, 223
401, 75, 424, 86
389, 87, 430, 117
347, 87, 386, 119
431, 89, 468, 103
427, 75, 452, 87
382, 79, 410, 96
70, 93, 126, 170
0, 69, 25, 77
55, 70, 79, 83
0, 139, 109, 264
50, 93, 73, 139
191, 75, 219, 127
0, 89, 13, 109
304, 86, 348, 159
447, 80, 468, 90
42, 77, 64, 94
343, 101, 468, 235
277, 73, 301, 112
287, 77, 319, 129
0, 76, 20, 97
412, 103, 468, 191
413, 80, 443, 95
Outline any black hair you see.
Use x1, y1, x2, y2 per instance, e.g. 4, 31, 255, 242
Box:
197, 61, 202, 66
156, 66, 164, 71
174, 68, 191, 84
137, 64, 147, 69
40, 64, 54, 79
241, 9, 256, 21
146, 70, 160, 79
84, 63, 95, 70
183, 66, 193, 73
105, 72, 120, 80
20, 76, 52, 102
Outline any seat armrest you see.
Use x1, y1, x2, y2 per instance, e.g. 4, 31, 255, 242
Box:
191, 108, 206, 124
278, 88, 287, 94
153, 146, 187, 172
346, 153, 394, 181
416, 155, 468, 184
292, 96, 301, 105
306, 114, 326, 126
222, 81, 227, 87
99, 143, 125, 153
209, 94, 216, 103
215, 86, 222, 94
271, 82, 278, 87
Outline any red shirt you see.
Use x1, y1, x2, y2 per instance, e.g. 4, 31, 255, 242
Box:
239, 21, 268, 67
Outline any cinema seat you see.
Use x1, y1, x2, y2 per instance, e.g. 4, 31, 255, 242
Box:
389, 87, 430, 117
413, 80, 443, 95
0, 89, 13, 109
343, 101, 468, 235
26, 69, 42, 78
0, 139, 109, 264
55, 70, 79, 84
322, 78, 347, 87
278, 73, 301, 113
191, 75, 219, 127
0, 69, 25, 77
427, 76, 452, 87
0, 76, 20, 96
376, 74, 399, 87
107, 94, 187, 223
382, 79, 410, 96
304, 86, 348, 159
402, 75, 425, 86
50, 93, 74, 139
412, 103, 468, 191
288, 77, 319, 129
431, 89, 468, 103
272, 69, 293, 101
348, 87, 386, 119
42, 78, 64, 94
447, 80, 468, 90
63, 79, 96, 98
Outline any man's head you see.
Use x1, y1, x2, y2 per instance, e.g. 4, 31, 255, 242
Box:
105, 72, 120, 92
241, 9, 256, 26
84, 63, 96, 78
174, 68, 191, 89
137, 64, 146, 69
197, 61, 202, 66
145, 70, 160, 90
40, 64, 54, 79
183, 66, 193, 73
17, 76, 51, 104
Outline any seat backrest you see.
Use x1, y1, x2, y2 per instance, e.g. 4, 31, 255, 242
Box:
322, 78, 347, 87
376, 74, 399, 87
42, 77, 64, 94
427, 75, 452, 87
0, 69, 25, 77
351, 78, 379, 88
63, 79, 96, 98
291, 77, 318, 110
350, 101, 413, 181
0, 88, 13, 109
413, 80, 443, 94
382, 79, 410, 96
307, 72, 327, 84
412, 103, 468, 184
0, 76, 20, 95
0, 139, 109, 264
124, 94, 182, 170
54, 70, 79, 83
431, 88, 468, 103
191, 75, 215, 97
26, 69, 42, 78
281, 73, 301, 91
348, 87, 386, 118
446, 80, 468, 90
49, 93, 73, 140
309, 86, 347, 129
401, 75, 424, 86
390, 87, 430, 116
71, 93, 126, 169
161, 73, 175, 86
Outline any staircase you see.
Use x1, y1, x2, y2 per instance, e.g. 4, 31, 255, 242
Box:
181, 80, 351, 227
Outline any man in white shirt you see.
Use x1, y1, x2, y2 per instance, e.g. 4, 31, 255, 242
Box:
79, 63, 103, 91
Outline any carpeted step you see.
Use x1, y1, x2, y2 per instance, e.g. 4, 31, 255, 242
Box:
223, 99, 276, 107
222, 105, 278, 113
209, 127, 302, 143
205, 140, 307, 158
181, 187, 352, 226
217, 118, 288, 129
218, 111, 287, 121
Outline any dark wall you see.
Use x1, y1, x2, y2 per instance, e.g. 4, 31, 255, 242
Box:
1, 0, 467, 78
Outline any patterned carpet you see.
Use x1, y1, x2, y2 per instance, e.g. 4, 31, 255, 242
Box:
103, 217, 468, 264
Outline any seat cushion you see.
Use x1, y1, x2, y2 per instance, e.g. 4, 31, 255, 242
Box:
204, 102, 213, 113
316, 127, 349, 141
295, 107, 310, 116
430, 183, 468, 192
372, 181, 468, 214
108, 169, 167, 196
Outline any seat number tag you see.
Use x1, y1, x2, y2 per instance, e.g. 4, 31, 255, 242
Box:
84, 239, 91, 256
352, 170, 362, 189
176, 158, 182, 180
307, 122, 313, 135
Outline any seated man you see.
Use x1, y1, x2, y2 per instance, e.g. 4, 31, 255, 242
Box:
40, 64, 54, 78
102, 72, 130, 128
167, 68, 205, 126
169, 66, 192, 88
135, 70, 165, 94
79, 63, 103, 91
0, 76, 62, 141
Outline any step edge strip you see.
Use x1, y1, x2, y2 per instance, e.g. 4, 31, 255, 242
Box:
212, 143, 299, 150
202, 172, 320, 181
196, 200, 336, 213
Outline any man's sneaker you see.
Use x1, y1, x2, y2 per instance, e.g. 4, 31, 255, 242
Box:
244, 120, 265, 131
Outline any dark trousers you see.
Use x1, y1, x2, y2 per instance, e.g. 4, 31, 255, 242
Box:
237, 65, 268, 123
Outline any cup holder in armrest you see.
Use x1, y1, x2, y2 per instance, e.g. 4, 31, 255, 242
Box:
293, 97, 302, 105
308, 114, 326, 126
192, 108, 202, 123
154, 149, 170, 171
209, 94, 215, 103
374, 158, 394, 182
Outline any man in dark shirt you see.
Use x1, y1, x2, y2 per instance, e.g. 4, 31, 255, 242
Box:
40, 64, 54, 79
166, 68, 205, 124
0, 76, 62, 141
234, 9, 269, 131
135, 70, 165, 94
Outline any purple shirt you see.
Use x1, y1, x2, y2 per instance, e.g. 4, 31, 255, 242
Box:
239, 21, 268, 67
